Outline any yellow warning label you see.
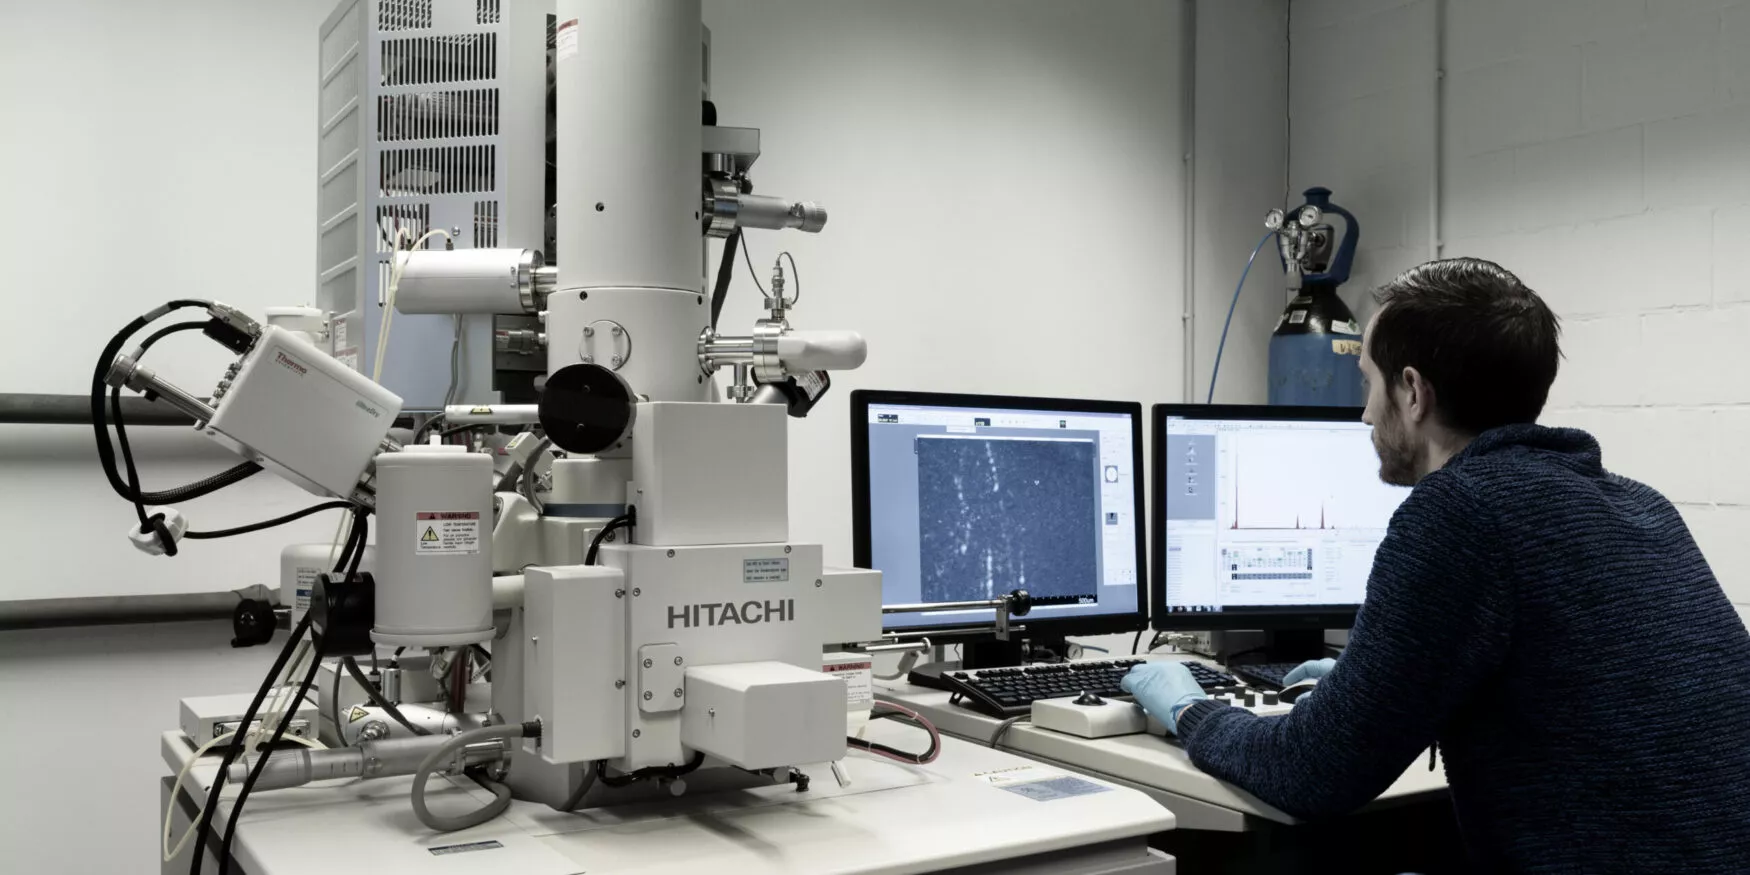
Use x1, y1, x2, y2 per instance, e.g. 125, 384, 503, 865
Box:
348, 706, 369, 723
1331, 339, 1362, 356
421, 527, 439, 543
470, 406, 492, 415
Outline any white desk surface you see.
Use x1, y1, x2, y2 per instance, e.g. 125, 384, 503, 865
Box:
162, 719, 1175, 875
877, 654, 1448, 831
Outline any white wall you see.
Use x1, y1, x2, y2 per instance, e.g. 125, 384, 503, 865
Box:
1288, 0, 1440, 324
703, 0, 1189, 566
1193, 0, 1291, 404
1287, 0, 1750, 623
0, 0, 346, 601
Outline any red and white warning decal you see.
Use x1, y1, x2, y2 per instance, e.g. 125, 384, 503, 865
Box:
415, 511, 480, 555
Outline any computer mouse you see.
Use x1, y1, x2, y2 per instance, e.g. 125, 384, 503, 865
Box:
1278, 678, 1319, 704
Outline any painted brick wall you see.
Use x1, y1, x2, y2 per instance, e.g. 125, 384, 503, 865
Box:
1289, 0, 1750, 623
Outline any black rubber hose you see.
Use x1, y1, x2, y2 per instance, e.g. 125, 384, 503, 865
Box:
91, 301, 210, 501
595, 751, 706, 788
138, 463, 264, 506
584, 512, 635, 565
709, 229, 742, 329
217, 627, 329, 873
92, 312, 263, 508
343, 657, 431, 737
113, 322, 210, 526
187, 611, 318, 875
184, 501, 354, 540
209, 510, 369, 875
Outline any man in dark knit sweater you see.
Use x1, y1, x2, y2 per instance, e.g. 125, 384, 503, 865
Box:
1123, 258, 1750, 873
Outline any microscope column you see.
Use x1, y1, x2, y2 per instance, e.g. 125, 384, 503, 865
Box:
546, 0, 709, 402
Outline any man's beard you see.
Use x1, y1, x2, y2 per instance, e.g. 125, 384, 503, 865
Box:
1373, 406, 1422, 487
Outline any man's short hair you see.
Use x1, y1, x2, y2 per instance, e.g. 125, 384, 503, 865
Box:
1371, 257, 1562, 434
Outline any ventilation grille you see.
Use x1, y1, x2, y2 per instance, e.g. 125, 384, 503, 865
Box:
477, 0, 501, 25
376, 203, 431, 253
378, 0, 432, 31
473, 200, 499, 247
376, 201, 438, 305
380, 145, 496, 196
377, 88, 499, 141
381, 33, 497, 86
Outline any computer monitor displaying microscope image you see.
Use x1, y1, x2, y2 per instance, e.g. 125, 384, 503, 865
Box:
852, 391, 1147, 638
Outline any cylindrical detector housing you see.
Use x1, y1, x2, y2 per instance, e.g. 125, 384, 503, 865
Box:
776, 330, 868, 371
393, 248, 542, 315
555, 0, 703, 293
263, 307, 328, 345
549, 457, 633, 511
544, 288, 711, 402
442, 403, 541, 426
281, 543, 377, 628
373, 445, 495, 647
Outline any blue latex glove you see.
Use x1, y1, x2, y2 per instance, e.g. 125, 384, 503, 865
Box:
1281, 657, 1337, 687
1121, 663, 1208, 736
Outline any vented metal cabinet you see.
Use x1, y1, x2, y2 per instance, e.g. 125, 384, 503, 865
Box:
316, 0, 546, 410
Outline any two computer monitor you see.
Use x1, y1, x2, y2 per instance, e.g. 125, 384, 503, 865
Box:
851, 391, 1411, 649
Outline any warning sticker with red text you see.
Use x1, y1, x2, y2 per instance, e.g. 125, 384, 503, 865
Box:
416, 512, 480, 555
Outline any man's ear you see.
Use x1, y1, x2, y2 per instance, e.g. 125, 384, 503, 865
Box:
1400, 366, 1435, 425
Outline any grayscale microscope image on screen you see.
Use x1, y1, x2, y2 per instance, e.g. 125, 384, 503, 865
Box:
915, 436, 1100, 602
863, 401, 1141, 632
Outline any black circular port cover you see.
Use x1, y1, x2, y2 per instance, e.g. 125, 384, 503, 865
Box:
230, 598, 276, 648
539, 363, 638, 455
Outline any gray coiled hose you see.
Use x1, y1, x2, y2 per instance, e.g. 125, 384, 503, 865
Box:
409, 723, 530, 832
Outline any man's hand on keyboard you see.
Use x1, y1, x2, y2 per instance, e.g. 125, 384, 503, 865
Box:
1122, 662, 1208, 736
1282, 658, 1337, 686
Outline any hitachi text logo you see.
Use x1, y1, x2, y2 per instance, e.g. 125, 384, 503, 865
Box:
275, 352, 308, 376
667, 599, 795, 628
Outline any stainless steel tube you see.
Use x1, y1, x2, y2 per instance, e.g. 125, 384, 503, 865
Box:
735, 194, 827, 233
882, 598, 1007, 614
442, 404, 540, 425
226, 735, 507, 791
105, 355, 217, 425
861, 640, 932, 654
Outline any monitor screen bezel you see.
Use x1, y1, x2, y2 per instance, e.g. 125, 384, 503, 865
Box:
1149, 403, 1374, 633
852, 389, 1149, 640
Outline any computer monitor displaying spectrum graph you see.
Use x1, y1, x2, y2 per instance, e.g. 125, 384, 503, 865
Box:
1150, 404, 1412, 632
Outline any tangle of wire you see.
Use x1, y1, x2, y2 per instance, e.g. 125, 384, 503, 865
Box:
847, 701, 941, 765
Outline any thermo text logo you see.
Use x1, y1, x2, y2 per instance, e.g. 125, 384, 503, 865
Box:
668, 599, 795, 628
275, 352, 308, 376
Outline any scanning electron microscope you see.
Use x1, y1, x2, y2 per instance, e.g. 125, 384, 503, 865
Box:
95, 4, 1178, 871
95, 0, 926, 855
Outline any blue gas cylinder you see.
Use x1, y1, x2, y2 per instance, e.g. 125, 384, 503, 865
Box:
1267, 286, 1364, 407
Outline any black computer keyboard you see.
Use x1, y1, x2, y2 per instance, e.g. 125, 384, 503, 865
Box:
939, 659, 1239, 718
1228, 662, 1303, 691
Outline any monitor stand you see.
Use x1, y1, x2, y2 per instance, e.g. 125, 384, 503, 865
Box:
1254, 628, 1330, 664
904, 635, 1068, 691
